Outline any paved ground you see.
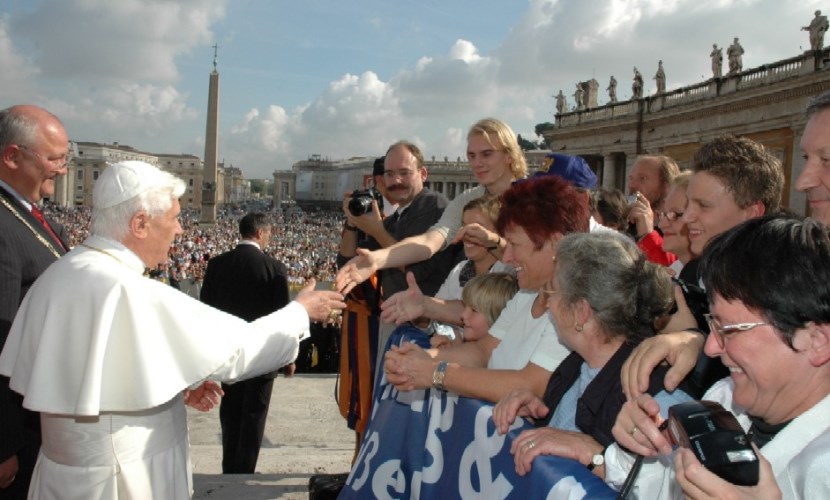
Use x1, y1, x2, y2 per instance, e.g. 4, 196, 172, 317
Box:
189, 374, 355, 499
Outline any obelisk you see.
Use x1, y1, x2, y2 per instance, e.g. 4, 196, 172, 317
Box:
200, 43, 220, 225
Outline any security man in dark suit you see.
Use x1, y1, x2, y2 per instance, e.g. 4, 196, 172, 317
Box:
0, 105, 70, 498
200, 212, 293, 474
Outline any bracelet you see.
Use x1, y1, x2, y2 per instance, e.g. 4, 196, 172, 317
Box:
432, 360, 448, 391
344, 222, 358, 231
487, 236, 502, 250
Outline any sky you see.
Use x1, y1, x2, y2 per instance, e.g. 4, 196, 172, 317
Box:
0, 0, 823, 179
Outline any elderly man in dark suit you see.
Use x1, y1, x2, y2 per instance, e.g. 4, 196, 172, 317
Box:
200, 212, 294, 474
0, 105, 70, 498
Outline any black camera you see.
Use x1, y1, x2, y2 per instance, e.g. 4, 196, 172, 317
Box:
348, 187, 383, 216
667, 401, 759, 486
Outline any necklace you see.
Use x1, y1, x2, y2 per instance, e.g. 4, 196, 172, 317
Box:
0, 195, 62, 259
80, 243, 135, 270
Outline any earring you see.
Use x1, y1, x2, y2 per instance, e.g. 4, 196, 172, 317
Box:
575, 323, 583, 332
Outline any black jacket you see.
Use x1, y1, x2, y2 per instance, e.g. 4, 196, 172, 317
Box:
201, 243, 290, 378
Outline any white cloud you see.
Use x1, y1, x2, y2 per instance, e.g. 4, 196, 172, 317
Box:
0, 15, 40, 102
11, 0, 226, 82
0, 0, 225, 155
2, 0, 824, 179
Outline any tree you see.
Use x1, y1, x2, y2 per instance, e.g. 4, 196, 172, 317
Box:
535, 122, 554, 137
249, 179, 269, 195
517, 134, 539, 151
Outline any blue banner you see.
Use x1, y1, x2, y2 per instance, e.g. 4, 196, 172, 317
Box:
339, 326, 616, 499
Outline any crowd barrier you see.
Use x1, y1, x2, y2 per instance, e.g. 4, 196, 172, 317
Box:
338, 326, 616, 499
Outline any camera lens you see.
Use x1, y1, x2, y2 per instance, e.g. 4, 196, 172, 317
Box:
349, 196, 373, 216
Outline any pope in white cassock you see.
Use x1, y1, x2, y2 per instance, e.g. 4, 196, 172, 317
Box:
0, 161, 346, 499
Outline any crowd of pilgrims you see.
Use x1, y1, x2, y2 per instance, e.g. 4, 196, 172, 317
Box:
40, 201, 343, 291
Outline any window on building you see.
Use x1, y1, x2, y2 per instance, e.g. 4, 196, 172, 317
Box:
93, 170, 99, 181
77, 170, 84, 180
189, 178, 194, 186
76, 185, 83, 191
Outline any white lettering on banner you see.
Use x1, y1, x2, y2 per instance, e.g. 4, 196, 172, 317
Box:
458, 406, 514, 499
373, 459, 406, 499
422, 392, 459, 485
397, 387, 427, 413
411, 471, 423, 498
349, 431, 379, 491
545, 476, 587, 500
372, 378, 399, 421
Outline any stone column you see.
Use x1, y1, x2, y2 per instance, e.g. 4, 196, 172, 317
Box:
789, 125, 807, 216
602, 154, 617, 188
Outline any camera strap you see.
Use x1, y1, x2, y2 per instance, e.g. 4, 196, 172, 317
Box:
616, 420, 669, 499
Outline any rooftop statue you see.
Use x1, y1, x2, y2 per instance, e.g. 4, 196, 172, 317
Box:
654, 60, 666, 94
803, 10, 829, 51
632, 67, 643, 99
710, 43, 723, 78
727, 37, 744, 75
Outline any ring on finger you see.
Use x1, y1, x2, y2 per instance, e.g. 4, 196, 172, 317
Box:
527, 439, 536, 450
629, 425, 639, 436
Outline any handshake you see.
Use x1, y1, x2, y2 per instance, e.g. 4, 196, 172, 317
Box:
294, 278, 347, 324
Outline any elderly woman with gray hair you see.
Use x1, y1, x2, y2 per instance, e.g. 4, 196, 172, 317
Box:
492, 231, 691, 477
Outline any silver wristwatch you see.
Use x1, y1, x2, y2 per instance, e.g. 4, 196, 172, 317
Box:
432, 360, 448, 391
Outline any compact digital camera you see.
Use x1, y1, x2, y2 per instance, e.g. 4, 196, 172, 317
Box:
667, 400, 759, 486
348, 187, 383, 216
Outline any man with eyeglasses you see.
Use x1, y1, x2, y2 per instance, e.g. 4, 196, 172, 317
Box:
340, 141, 458, 380
621, 135, 784, 402
0, 105, 70, 499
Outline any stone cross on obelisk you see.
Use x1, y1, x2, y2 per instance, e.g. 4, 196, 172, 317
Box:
200, 43, 220, 225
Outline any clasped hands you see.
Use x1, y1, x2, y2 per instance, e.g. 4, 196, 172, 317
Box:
383, 343, 436, 391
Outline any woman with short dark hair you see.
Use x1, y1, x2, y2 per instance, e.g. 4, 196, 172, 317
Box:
384, 176, 589, 403
607, 214, 830, 498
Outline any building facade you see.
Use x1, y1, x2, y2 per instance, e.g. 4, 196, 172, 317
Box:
52, 142, 238, 211
272, 151, 551, 209
541, 49, 830, 216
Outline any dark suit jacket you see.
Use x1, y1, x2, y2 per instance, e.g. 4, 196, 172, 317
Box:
200, 243, 290, 378
0, 185, 67, 465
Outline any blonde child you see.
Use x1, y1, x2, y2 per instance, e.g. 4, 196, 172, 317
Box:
431, 272, 518, 348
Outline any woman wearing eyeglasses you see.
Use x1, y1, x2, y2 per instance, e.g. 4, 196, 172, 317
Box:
606, 214, 830, 499
657, 172, 694, 276
491, 231, 690, 477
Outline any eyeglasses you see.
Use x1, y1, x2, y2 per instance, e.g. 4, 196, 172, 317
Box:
704, 313, 768, 349
17, 144, 72, 169
383, 169, 417, 180
657, 210, 684, 222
